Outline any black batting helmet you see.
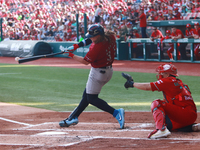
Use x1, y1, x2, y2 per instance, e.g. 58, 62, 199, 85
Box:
85, 24, 104, 38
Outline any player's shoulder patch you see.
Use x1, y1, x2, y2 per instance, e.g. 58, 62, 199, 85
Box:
156, 79, 164, 84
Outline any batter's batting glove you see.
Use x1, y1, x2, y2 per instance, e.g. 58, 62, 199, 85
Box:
122, 72, 134, 89
67, 44, 79, 53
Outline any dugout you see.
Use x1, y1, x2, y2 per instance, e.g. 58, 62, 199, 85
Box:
0, 40, 52, 57
147, 19, 200, 36
127, 20, 200, 61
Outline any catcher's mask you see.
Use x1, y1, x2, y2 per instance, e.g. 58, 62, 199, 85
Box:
156, 63, 178, 80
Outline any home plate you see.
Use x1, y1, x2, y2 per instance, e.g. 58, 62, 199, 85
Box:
36, 131, 68, 136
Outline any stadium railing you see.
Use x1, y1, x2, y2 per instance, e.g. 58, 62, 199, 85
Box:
126, 38, 200, 63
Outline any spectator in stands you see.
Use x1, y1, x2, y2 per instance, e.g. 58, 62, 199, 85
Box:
43, 27, 48, 36
146, 11, 150, 20
23, 35, 29, 40
14, 33, 20, 40
46, 26, 54, 37
148, 5, 156, 13
54, 21, 64, 32
64, 32, 72, 41
174, 0, 182, 8
138, 8, 147, 38
127, 12, 137, 26
171, 26, 188, 60
7, 13, 15, 27
181, 4, 188, 14
94, 4, 102, 23
168, 13, 175, 20
119, 22, 128, 41
128, 27, 141, 58
182, 0, 188, 7
174, 7, 182, 20
192, 3, 200, 14
157, 14, 164, 21
18, 11, 25, 21
150, 27, 164, 58
37, 30, 45, 40
192, 22, 200, 60
187, 2, 194, 13
163, 14, 168, 20
55, 34, 63, 41
0, 0, 198, 42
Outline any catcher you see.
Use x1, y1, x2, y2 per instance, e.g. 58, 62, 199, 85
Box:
122, 63, 200, 139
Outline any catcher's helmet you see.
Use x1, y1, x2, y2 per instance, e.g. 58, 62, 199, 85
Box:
166, 30, 171, 34
85, 24, 104, 38
186, 23, 191, 28
156, 64, 178, 77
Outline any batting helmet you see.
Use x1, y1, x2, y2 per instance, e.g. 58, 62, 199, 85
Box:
166, 30, 171, 34
186, 23, 191, 28
156, 64, 178, 77
85, 24, 104, 38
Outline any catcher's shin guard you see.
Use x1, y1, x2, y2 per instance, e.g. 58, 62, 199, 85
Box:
151, 100, 166, 131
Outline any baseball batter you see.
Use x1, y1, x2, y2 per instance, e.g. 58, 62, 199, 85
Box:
59, 24, 125, 129
122, 63, 200, 139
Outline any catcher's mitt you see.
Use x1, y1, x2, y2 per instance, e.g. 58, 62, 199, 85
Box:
121, 72, 134, 89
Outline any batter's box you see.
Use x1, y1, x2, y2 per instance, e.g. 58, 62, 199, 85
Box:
19, 122, 154, 131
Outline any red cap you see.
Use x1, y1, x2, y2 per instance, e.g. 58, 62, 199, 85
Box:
194, 22, 199, 26
186, 23, 191, 28
166, 30, 171, 34
174, 7, 179, 11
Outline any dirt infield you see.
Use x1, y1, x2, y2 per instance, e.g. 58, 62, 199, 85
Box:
0, 57, 200, 149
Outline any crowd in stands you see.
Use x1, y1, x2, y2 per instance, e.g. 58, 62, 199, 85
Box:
0, 0, 200, 42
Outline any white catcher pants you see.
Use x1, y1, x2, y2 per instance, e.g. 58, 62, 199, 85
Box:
86, 66, 113, 94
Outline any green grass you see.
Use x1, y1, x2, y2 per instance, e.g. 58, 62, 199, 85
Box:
0, 64, 200, 112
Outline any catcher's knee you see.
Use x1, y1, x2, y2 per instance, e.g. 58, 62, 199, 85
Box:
151, 99, 162, 113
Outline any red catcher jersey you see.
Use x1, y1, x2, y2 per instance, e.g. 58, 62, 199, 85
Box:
150, 77, 196, 111
84, 35, 116, 68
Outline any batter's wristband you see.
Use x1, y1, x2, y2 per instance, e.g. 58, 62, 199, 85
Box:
68, 52, 74, 58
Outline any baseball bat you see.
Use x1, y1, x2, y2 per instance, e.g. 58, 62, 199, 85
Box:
15, 51, 65, 64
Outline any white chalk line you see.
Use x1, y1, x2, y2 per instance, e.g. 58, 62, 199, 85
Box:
1, 134, 200, 141
0, 73, 21, 75
21, 129, 152, 132
0, 143, 44, 146
1, 117, 200, 147
1, 135, 200, 148
0, 117, 32, 126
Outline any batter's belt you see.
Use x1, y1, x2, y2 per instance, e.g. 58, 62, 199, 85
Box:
100, 65, 112, 69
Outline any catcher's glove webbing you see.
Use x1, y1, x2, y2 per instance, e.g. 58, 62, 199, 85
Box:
121, 72, 134, 89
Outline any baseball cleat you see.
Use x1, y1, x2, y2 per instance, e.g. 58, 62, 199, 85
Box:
115, 108, 125, 129
59, 117, 79, 127
148, 128, 171, 139
192, 123, 200, 132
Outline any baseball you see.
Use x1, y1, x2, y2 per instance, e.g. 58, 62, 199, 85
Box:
15, 57, 20, 62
